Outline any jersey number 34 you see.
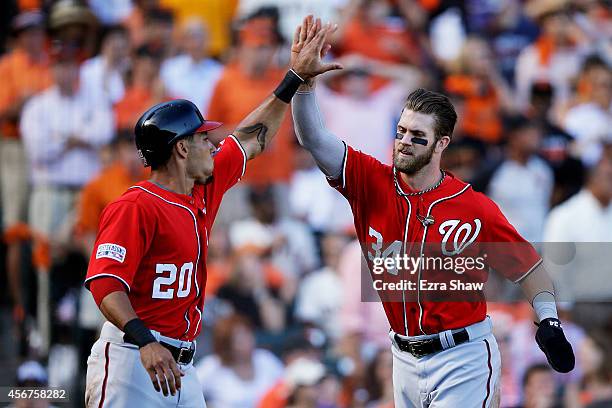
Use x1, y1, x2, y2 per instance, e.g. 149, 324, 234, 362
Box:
152, 262, 194, 299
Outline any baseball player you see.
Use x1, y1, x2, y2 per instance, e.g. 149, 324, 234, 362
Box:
291, 19, 575, 407
83, 16, 342, 408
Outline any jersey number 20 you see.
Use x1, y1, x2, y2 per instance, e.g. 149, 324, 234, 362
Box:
152, 262, 194, 299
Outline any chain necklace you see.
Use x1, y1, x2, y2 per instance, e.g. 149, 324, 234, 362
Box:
395, 169, 446, 197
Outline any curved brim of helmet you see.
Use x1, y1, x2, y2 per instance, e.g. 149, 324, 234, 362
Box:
196, 121, 223, 133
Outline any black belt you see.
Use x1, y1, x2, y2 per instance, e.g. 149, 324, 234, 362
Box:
394, 328, 470, 358
124, 335, 195, 365
161, 341, 195, 365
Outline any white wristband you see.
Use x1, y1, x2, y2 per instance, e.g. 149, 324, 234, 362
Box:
532, 291, 558, 322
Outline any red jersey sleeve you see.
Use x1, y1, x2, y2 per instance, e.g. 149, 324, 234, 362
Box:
201, 135, 247, 220
212, 135, 247, 192
84, 198, 154, 291
479, 194, 542, 283
327, 143, 385, 206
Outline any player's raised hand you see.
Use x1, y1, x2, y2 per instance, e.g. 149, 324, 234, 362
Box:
291, 16, 332, 64
140, 342, 183, 396
290, 15, 311, 63
291, 16, 342, 80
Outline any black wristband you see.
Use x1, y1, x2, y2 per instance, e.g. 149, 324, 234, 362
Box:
273, 69, 305, 103
123, 318, 156, 348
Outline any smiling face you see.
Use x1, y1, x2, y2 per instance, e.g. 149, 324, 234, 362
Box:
393, 109, 442, 175
182, 132, 216, 183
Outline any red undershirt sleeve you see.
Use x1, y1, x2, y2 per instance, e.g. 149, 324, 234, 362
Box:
89, 276, 128, 307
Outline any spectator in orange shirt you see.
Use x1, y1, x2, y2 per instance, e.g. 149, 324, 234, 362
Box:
123, 4, 174, 57
207, 8, 295, 220
204, 227, 232, 298
444, 36, 517, 146
0, 11, 52, 322
334, 0, 426, 66
114, 45, 167, 133
258, 336, 324, 408
259, 358, 335, 408
515, 0, 588, 112
74, 131, 147, 255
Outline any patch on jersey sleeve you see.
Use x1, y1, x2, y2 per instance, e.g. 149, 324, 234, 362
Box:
96, 243, 127, 263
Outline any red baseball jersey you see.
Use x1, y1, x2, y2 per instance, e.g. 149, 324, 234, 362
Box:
85, 135, 247, 341
331, 144, 541, 336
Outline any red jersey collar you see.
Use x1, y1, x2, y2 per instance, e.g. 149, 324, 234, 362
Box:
133, 180, 202, 209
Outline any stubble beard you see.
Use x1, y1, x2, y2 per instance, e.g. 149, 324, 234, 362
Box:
393, 143, 436, 175
187, 154, 214, 185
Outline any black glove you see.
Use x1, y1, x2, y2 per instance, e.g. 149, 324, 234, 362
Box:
535, 318, 575, 373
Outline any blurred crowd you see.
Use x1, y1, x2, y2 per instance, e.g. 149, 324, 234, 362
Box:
0, 0, 611, 407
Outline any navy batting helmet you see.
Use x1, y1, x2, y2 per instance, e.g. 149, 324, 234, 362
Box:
134, 99, 222, 167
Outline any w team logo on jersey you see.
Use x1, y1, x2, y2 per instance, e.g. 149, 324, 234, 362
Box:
438, 219, 482, 256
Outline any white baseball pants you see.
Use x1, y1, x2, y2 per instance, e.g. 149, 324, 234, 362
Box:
391, 317, 501, 408
85, 322, 206, 408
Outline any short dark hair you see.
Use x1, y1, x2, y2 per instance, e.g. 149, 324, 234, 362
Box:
581, 54, 609, 74
135, 44, 163, 61
100, 24, 129, 43
522, 363, 551, 387
212, 314, 254, 365
110, 129, 134, 148
150, 133, 195, 170
403, 88, 458, 140
504, 114, 534, 135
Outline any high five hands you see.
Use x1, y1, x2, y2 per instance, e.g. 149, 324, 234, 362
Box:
290, 15, 343, 82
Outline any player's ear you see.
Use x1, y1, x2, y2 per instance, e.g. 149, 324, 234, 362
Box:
175, 139, 190, 159
436, 136, 451, 153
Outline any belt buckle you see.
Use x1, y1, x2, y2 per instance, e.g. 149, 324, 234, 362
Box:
408, 339, 432, 358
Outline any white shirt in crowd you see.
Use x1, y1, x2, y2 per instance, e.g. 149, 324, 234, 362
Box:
289, 166, 353, 233
88, 0, 134, 25
338, 240, 389, 349
160, 55, 223, 115
316, 82, 409, 165
488, 157, 554, 243
20, 86, 114, 187
295, 266, 344, 340
238, 0, 347, 45
543, 190, 612, 301
229, 216, 319, 276
196, 349, 284, 408
544, 189, 612, 242
563, 102, 612, 167
515, 44, 586, 110
80, 56, 126, 104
